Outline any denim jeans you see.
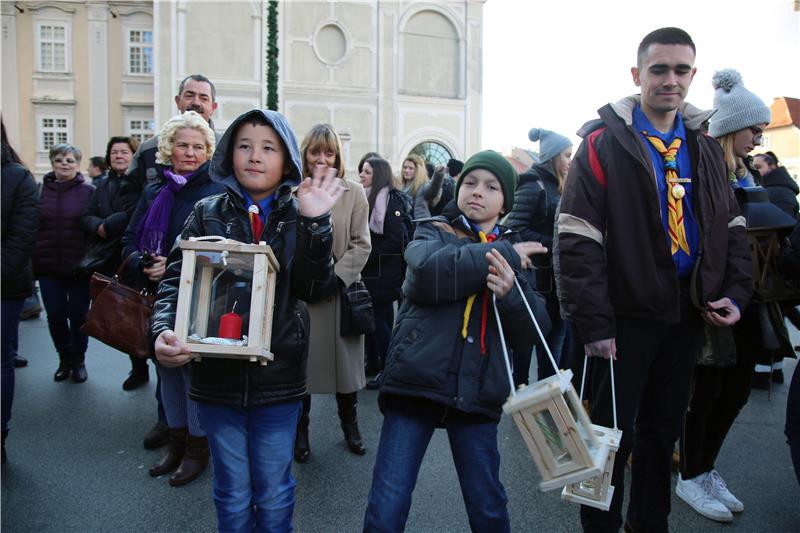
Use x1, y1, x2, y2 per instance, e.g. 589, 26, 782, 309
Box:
156, 362, 203, 436
363, 407, 510, 533
512, 313, 567, 386
2, 299, 25, 435
198, 400, 302, 533
38, 275, 90, 356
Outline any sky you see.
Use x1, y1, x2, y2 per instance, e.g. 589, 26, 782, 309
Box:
481, 0, 800, 152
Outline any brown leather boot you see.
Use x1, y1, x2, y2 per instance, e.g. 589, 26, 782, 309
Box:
294, 396, 311, 463
149, 427, 187, 477
336, 392, 365, 455
169, 434, 209, 487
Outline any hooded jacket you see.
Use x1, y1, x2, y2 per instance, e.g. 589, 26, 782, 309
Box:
378, 201, 550, 421
558, 96, 752, 344
149, 109, 337, 407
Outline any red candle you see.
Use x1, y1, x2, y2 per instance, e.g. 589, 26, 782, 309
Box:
218, 312, 242, 339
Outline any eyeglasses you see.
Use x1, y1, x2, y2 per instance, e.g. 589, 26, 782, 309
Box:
53, 157, 78, 165
748, 126, 763, 143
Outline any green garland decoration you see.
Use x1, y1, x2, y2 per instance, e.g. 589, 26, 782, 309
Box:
266, 0, 279, 110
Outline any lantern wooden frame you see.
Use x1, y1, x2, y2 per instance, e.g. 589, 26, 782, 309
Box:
561, 424, 622, 510
503, 369, 610, 491
174, 237, 279, 366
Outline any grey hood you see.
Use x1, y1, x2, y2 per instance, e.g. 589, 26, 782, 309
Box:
209, 109, 303, 199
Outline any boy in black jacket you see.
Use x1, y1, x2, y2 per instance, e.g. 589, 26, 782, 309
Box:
363, 150, 551, 532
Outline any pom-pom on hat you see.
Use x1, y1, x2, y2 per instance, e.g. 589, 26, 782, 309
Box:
455, 150, 519, 214
528, 127, 572, 164
708, 69, 771, 138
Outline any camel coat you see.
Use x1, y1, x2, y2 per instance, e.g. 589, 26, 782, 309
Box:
307, 178, 372, 394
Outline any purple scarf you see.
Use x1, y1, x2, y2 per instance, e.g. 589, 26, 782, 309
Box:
137, 168, 192, 255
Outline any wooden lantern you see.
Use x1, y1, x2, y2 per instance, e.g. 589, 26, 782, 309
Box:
561, 424, 622, 510
174, 237, 279, 365
502, 369, 611, 491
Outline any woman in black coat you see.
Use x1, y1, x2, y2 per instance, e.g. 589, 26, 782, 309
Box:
753, 151, 799, 219
81, 136, 142, 389
358, 156, 412, 385
1, 119, 40, 463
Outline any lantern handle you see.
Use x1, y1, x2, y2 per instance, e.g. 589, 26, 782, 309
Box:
511, 277, 559, 375
491, 293, 518, 398
579, 352, 619, 431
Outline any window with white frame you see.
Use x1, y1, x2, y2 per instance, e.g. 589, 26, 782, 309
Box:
127, 29, 153, 74
128, 119, 155, 144
37, 23, 68, 72
41, 117, 69, 150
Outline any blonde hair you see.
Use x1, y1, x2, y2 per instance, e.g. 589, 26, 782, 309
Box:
300, 124, 345, 179
156, 111, 215, 166
717, 133, 748, 180
402, 153, 428, 196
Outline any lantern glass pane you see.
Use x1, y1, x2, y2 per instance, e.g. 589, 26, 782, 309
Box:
566, 394, 598, 450
534, 409, 573, 466
188, 251, 255, 343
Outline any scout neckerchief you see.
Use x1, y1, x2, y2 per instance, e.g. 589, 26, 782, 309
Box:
643, 135, 691, 255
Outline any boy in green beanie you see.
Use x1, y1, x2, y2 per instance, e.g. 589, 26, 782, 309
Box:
364, 150, 551, 532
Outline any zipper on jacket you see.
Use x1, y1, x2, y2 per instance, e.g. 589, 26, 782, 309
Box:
225, 222, 233, 236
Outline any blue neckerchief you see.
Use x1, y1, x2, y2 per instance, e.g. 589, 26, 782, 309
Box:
633, 105, 699, 278
240, 185, 275, 227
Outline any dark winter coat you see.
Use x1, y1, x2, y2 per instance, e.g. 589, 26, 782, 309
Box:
121, 161, 224, 285
504, 163, 561, 317
379, 202, 550, 421
1, 162, 40, 298
362, 189, 412, 303
33, 172, 95, 278
558, 96, 753, 344
762, 166, 799, 219
150, 109, 337, 407
80, 170, 139, 275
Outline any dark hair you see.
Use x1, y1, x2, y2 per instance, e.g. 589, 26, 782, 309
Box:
103, 135, 139, 168
90, 156, 107, 172
637, 27, 696, 66
358, 151, 381, 173
755, 151, 780, 167
223, 112, 273, 173
178, 74, 216, 102
447, 158, 464, 176
364, 157, 395, 213
425, 162, 435, 178
1, 118, 25, 168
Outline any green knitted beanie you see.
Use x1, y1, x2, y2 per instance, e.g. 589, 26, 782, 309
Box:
455, 150, 519, 214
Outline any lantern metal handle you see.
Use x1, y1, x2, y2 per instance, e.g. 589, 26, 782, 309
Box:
580, 355, 619, 431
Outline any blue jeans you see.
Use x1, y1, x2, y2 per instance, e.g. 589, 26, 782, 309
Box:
2, 299, 25, 435
363, 407, 510, 533
38, 275, 90, 356
198, 400, 302, 533
156, 363, 204, 435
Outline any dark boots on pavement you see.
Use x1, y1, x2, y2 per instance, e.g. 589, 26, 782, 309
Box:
336, 392, 365, 455
71, 352, 87, 383
149, 427, 187, 477
294, 396, 311, 463
123, 356, 149, 391
169, 435, 209, 487
143, 420, 169, 449
54, 352, 71, 382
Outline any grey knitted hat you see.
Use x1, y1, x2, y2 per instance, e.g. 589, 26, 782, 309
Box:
708, 69, 771, 138
528, 127, 572, 163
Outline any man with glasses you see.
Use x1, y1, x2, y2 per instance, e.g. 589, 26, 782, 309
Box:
557, 28, 752, 532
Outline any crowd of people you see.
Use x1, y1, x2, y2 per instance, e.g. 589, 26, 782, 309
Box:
2, 25, 799, 533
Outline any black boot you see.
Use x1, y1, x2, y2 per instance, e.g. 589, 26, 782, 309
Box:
294, 396, 311, 463
336, 392, 365, 455
123, 357, 150, 391
169, 435, 209, 486
71, 352, 87, 383
53, 352, 72, 382
149, 427, 187, 477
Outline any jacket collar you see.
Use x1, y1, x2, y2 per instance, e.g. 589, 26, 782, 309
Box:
608, 94, 715, 131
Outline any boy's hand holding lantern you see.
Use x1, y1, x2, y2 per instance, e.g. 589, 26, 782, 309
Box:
297, 165, 344, 218
155, 330, 193, 367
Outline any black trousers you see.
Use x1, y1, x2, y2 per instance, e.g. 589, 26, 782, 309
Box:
580, 289, 703, 533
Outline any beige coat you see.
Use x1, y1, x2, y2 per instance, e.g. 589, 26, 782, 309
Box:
307, 178, 372, 394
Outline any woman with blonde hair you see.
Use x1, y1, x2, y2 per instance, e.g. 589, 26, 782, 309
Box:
294, 124, 371, 462
400, 153, 428, 198
122, 110, 223, 487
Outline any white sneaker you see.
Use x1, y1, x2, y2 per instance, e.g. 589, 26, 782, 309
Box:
676, 473, 733, 522
707, 469, 744, 513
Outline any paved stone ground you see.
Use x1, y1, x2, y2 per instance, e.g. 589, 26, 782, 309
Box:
2, 315, 798, 532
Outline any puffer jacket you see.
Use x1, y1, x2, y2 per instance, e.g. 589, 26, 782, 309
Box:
33, 172, 95, 278
1, 162, 40, 298
362, 188, 411, 303
762, 166, 799, 219
379, 202, 550, 421
150, 109, 337, 407
558, 96, 753, 344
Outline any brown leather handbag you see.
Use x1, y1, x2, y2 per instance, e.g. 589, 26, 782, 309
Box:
81, 253, 156, 359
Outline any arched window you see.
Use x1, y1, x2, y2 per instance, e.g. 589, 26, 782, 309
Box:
401, 10, 460, 98
410, 141, 453, 169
